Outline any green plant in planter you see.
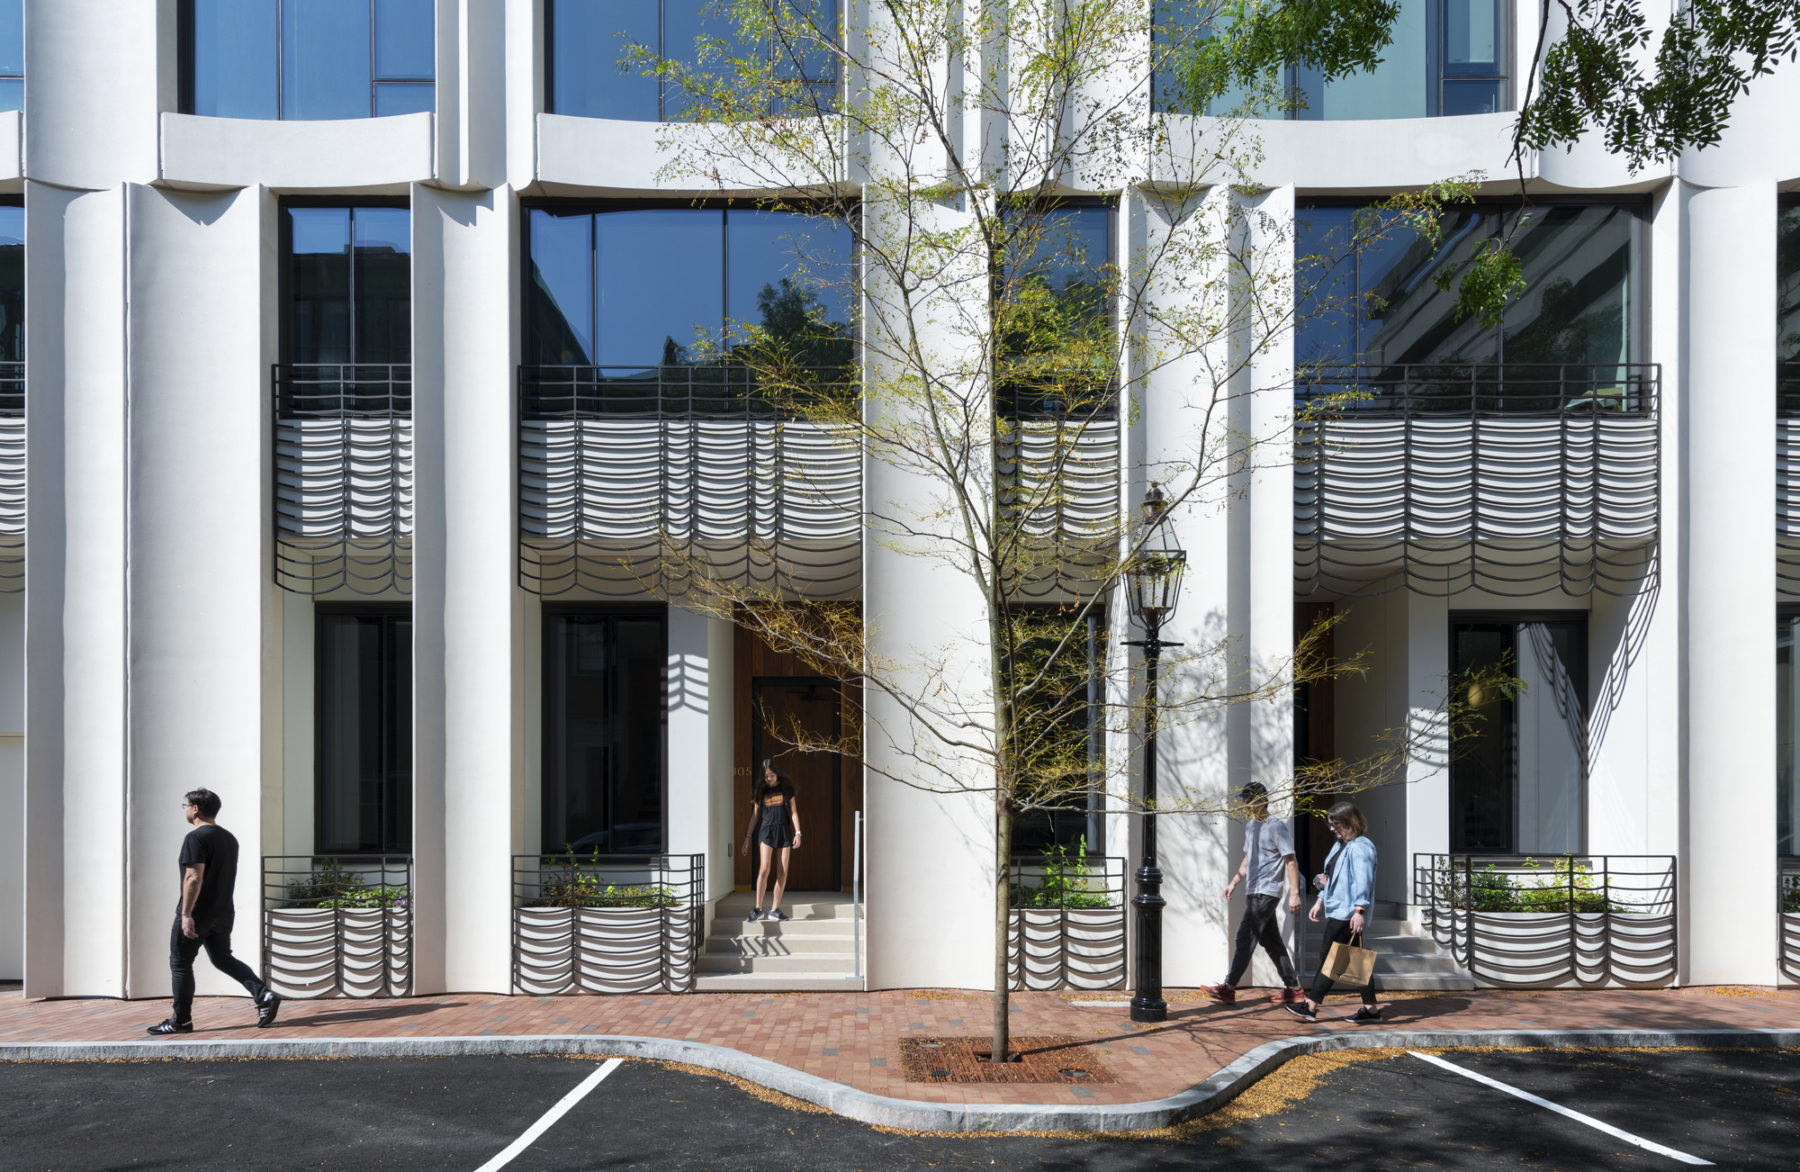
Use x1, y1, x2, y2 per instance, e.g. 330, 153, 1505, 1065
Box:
1782, 875, 1800, 915
1447, 857, 1622, 914
282, 861, 409, 910
1010, 838, 1113, 910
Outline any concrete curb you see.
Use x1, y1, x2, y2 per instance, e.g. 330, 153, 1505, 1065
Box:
3, 1028, 1797, 1133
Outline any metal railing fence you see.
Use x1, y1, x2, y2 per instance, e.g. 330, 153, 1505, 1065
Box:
1412, 853, 1676, 988
1297, 362, 1658, 415
512, 853, 705, 994
261, 855, 413, 998
1006, 852, 1126, 990
1780, 856, 1800, 987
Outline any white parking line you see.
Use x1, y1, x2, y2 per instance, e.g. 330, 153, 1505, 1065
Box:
1406, 1051, 1714, 1166
475, 1057, 623, 1172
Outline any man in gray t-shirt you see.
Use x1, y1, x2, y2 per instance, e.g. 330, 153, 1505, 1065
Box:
1202, 782, 1302, 1005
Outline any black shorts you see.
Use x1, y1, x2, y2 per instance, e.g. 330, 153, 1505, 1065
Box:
755, 804, 794, 849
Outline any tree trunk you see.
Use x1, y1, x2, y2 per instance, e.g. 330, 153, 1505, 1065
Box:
991, 797, 1013, 1063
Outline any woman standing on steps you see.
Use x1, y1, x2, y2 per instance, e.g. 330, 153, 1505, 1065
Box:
741, 759, 803, 923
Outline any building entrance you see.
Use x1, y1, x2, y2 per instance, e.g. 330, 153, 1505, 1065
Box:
751, 678, 842, 892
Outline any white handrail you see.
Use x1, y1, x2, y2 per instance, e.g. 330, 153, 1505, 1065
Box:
852, 810, 864, 980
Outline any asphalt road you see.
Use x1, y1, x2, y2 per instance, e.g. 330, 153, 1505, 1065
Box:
0, 1047, 1793, 1170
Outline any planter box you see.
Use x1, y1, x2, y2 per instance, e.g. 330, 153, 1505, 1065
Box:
1781, 914, 1800, 987
513, 905, 697, 995
263, 907, 412, 999
1008, 907, 1126, 991
1454, 910, 1676, 989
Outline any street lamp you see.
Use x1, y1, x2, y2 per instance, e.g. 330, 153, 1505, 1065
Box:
1124, 483, 1186, 1024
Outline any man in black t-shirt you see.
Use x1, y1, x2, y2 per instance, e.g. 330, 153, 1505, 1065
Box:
146, 788, 282, 1035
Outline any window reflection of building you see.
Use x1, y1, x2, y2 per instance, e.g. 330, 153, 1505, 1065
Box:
998, 204, 1116, 419
181, 0, 434, 120
0, 201, 21, 364
0, 0, 21, 113
547, 0, 839, 122
1152, 0, 1509, 119
284, 205, 413, 369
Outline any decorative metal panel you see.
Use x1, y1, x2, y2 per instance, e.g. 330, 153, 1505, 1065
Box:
512, 853, 705, 994
1777, 365, 1800, 597
519, 366, 861, 598
1782, 856, 1800, 987
1007, 854, 1126, 990
1296, 364, 1660, 597
999, 415, 1122, 601
1412, 853, 1676, 988
0, 362, 22, 592
273, 364, 413, 595
261, 855, 413, 999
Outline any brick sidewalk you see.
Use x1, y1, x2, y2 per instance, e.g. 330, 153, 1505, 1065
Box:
2, 985, 1795, 1107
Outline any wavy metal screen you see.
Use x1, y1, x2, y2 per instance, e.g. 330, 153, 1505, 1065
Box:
0, 362, 20, 593
1295, 364, 1660, 597
512, 853, 706, 994
1007, 854, 1126, 990
273, 364, 413, 594
261, 855, 413, 999
1412, 853, 1676, 988
1777, 366, 1800, 596
1782, 856, 1800, 987
519, 366, 861, 598
1000, 416, 1122, 601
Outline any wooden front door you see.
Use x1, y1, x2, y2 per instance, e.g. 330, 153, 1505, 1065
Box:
751, 678, 841, 891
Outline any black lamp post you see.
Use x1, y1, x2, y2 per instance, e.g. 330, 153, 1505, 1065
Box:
1124, 483, 1186, 1024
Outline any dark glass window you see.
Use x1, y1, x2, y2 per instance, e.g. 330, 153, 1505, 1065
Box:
1152, 0, 1509, 119
998, 204, 1116, 417
1780, 198, 1800, 411
283, 204, 412, 367
1781, 613, 1800, 856
0, 202, 21, 365
525, 205, 853, 369
182, 0, 434, 120
543, 611, 667, 854
1009, 606, 1107, 856
317, 611, 412, 854
1450, 618, 1585, 854
547, 0, 838, 121
0, 0, 21, 113
1296, 202, 1642, 373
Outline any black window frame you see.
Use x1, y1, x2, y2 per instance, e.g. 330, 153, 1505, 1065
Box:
1448, 611, 1588, 856
1151, 0, 1512, 119
178, 0, 436, 120
544, 0, 840, 122
541, 604, 670, 856
277, 196, 413, 371
314, 604, 413, 856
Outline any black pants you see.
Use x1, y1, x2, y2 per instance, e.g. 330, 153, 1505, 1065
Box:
170, 917, 268, 1023
1225, 893, 1298, 989
1308, 916, 1377, 1006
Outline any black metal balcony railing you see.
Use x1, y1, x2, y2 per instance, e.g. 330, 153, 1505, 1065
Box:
1413, 853, 1677, 988
273, 363, 413, 596
0, 360, 21, 594
1780, 856, 1800, 987
1007, 853, 1126, 990
1295, 363, 1661, 598
518, 364, 862, 598
261, 855, 413, 999
512, 853, 705, 995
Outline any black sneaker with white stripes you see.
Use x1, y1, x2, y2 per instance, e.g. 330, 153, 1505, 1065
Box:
763, 908, 789, 923
146, 1018, 193, 1036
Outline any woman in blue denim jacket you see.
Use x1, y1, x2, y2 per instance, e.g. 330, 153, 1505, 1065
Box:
1286, 801, 1382, 1023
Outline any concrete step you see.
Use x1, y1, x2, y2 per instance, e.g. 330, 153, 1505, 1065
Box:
711, 894, 859, 923
708, 917, 858, 940
695, 973, 864, 993
705, 934, 857, 958
696, 952, 858, 974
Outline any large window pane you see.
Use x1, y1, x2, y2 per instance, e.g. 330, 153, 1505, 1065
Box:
550, 0, 661, 120
1500, 205, 1633, 368
192, 0, 279, 119
1778, 201, 1800, 365
353, 208, 412, 365
543, 613, 667, 854
1151, 0, 1278, 116
1451, 623, 1516, 852
0, 205, 22, 363
374, 0, 435, 79
664, 0, 755, 119
1303, 0, 1427, 119
288, 207, 352, 365
1445, 0, 1503, 72
282, 0, 373, 120
1781, 616, 1800, 856
527, 210, 596, 365
0, 0, 21, 111
317, 613, 412, 854
725, 209, 853, 363
595, 209, 723, 365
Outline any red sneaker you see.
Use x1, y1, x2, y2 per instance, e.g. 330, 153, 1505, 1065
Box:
1200, 983, 1237, 1004
1268, 987, 1304, 1004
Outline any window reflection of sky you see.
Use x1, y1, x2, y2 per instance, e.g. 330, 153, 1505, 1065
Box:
529, 207, 852, 367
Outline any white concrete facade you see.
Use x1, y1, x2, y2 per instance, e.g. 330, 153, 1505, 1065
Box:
5, 0, 1798, 997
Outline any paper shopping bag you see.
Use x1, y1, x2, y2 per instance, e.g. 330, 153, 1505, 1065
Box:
1323, 933, 1377, 987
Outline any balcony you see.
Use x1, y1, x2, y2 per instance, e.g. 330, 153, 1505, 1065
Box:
517, 365, 861, 598
0, 360, 19, 592
1295, 363, 1660, 597
1777, 362, 1800, 596
273, 364, 413, 595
